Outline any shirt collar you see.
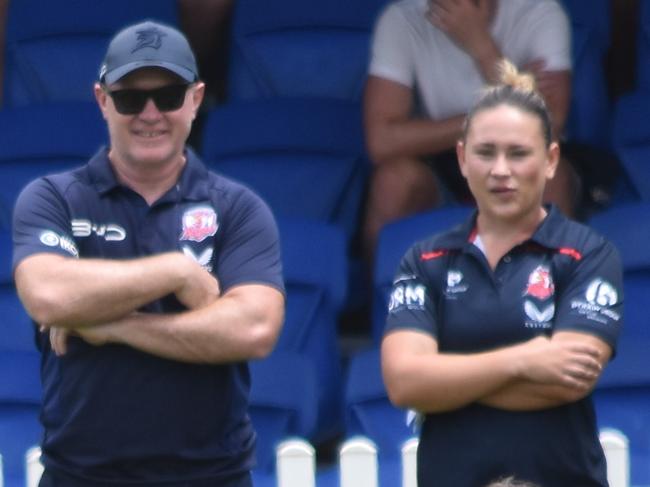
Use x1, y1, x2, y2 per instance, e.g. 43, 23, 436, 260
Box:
88, 146, 211, 202
433, 205, 569, 252
527, 204, 572, 250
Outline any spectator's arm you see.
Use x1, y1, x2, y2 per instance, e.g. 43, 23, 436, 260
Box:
524, 60, 571, 137
364, 76, 465, 164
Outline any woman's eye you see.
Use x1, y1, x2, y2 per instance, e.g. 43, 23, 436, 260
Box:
475, 149, 494, 158
509, 150, 529, 159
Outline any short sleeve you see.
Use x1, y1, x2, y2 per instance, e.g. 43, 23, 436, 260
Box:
553, 240, 623, 349
215, 188, 284, 295
12, 178, 79, 270
516, 1, 572, 71
384, 244, 439, 337
368, 3, 417, 88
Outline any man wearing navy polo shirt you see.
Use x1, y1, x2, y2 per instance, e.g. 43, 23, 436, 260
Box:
12, 21, 285, 487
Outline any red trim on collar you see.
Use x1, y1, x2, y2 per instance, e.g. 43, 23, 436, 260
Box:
420, 250, 447, 260
558, 247, 582, 260
468, 226, 478, 243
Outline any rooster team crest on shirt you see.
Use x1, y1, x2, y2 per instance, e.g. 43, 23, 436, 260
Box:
524, 265, 555, 300
180, 206, 218, 242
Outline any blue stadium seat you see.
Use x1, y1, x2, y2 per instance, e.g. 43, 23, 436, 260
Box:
558, 0, 612, 148
273, 218, 348, 442
249, 351, 318, 477
0, 229, 36, 353
372, 206, 473, 343
345, 347, 412, 483
3, 0, 178, 107
201, 98, 369, 239
228, 0, 390, 101
0, 102, 107, 228
589, 203, 650, 486
611, 91, 650, 201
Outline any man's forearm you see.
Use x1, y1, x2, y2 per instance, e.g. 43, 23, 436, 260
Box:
81, 284, 284, 364
15, 252, 189, 328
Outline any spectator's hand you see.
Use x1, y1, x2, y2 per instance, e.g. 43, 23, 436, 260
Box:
174, 254, 221, 310
427, 0, 492, 57
517, 335, 602, 391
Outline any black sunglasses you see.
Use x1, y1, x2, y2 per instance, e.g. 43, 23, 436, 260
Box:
105, 84, 191, 115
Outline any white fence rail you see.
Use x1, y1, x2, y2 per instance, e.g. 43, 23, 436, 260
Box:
12, 429, 630, 487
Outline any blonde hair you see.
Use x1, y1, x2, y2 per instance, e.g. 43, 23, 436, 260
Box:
498, 58, 537, 92
462, 59, 552, 145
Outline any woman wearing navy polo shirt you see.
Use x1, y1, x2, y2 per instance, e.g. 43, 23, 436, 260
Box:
382, 60, 623, 486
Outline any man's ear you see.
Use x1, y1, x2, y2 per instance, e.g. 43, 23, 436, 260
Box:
94, 83, 110, 120
191, 82, 206, 119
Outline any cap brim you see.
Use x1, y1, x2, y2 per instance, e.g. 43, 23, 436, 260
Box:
102, 61, 196, 85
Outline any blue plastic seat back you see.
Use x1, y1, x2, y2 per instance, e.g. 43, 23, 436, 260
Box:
0, 228, 37, 352
275, 218, 348, 440
372, 206, 473, 343
228, 0, 390, 100
611, 92, 650, 200
558, 0, 611, 148
249, 351, 318, 473
0, 103, 107, 228
594, 388, 650, 486
345, 348, 412, 458
3, 0, 178, 107
588, 202, 650, 273
201, 98, 369, 237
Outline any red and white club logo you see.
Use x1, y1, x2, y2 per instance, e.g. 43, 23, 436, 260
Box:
180, 206, 218, 242
524, 266, 555, 300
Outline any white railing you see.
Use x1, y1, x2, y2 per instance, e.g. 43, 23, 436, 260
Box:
16, 429, 630, 487
25, 446, 43, 487
600, 429, 630, 487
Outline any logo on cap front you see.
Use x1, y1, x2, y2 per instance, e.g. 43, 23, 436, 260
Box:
180, 206, 218, 243
132, 26, 166, 53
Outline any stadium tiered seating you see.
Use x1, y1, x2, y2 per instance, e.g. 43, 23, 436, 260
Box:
228, 0, 389, 101
372, 206, 473, 343
589, 202, 650, 486
343, 347, 412, 487
250, 351, 318, 486
611, 90, 650, 201
3, 0, 178, 107
558, 0, 612, 148
0, 102, 107, 228
201, 98, 369, 240
277, 217, 347, 441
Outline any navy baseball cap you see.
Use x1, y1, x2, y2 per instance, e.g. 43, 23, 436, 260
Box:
99, 20, 198, 85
